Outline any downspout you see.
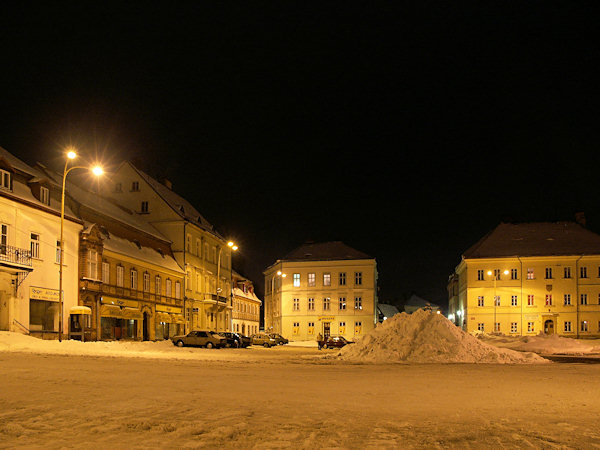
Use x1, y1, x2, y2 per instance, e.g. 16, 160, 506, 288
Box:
517, 256, 523, 336
576, 255, 583, 338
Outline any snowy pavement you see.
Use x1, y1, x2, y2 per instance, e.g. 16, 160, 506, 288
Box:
2, 330, 600, 448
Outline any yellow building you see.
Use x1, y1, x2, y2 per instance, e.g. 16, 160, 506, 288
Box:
264, 241, 378, 341
231, 271, 261, 336
448, 222, 600, 338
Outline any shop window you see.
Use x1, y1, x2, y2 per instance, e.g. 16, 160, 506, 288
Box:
29, 300, 56, 331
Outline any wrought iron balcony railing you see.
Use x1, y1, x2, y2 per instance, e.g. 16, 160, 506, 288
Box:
0, 245, 32, 267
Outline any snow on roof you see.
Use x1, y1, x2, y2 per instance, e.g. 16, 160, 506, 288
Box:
129, 163, 220, 236
101, 231, 184, 274
282, 241, 373, 262
463, 222, 600, 258
233, 287, 262, 303
404, 294, 439, 308
377, 303, 400, 318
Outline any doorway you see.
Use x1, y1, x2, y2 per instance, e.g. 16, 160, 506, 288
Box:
323, 322, 331, 338
544, 319, 555, 335
143, 312, 149, 341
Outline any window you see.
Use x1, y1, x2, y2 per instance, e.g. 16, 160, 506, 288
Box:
130, 269, 138, 290
354, 321, 362, 334
102, 262, 110, 283
175, 281, 181, 299
293, 298, 300, 311
55, 240, 61, 264
30, 233, 40, 259
564, 321, 572, 332
494, 296, 500, 307
545, 294, 552, 306
131, 181, 140, 191
339, 321, 346, 334
354, 297, 362, 310
87, 249, 97, 279
477, 323, 485, 332
308, 322, 315, 334
510, 322, 518, 333
115, 182, 122, 192
564, 267, 571, 279
40, 186, 50, 205
477, 296, 484, 307
204, 243, 209, 260
293, 273, 300, 287
196, 239, 200, 256
293, 322, 300, 335
307, 273, 315, 287
545, 267, 552, 279
527, 268, 534, 280
0, 169, 11, 189
323, 273, 331, 286
323, 297, 330, 311
155, 275, 161, 294
308, 298, 315, 310
355, 272, 362, 285
527, 322, 535, 333
581, 294, 588, 305
527, 295, 534, 306
580, 267, 588, 278
477, 270, 485, 281
494, 322, 500, 332
511, 269, 518, 280
141, 201, 149, 213
564, 294, 571, 306
581, 321, 588, 332
116, 265, 124, 287
339, 297, 346, 310
166, 279, 172, 296
143, 272, 150, 292
339, 272, 346, 286
0, 224, 7, 255
511, 295, 518, 306
494, 269, 502, 280
186, 234, 191, 252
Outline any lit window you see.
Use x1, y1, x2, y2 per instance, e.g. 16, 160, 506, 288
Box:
308, 322, 315, 334
355, 321, 362, 334
494, 296, 500, 307
293, 273, 300, 287
293, 322, 300, 335
527, 268, 535, 280
545, 295, 552, 306
308, 273, 315, 287
323, 273, 331, 286
339, 321, 346, 334
527, 295, 534, 306
494, 322, 500, 332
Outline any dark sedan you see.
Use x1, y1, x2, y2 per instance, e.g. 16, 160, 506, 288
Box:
317, 335, 354, 350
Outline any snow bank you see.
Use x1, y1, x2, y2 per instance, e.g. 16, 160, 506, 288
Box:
338, 309, 547, 364
479, 333, 600, 355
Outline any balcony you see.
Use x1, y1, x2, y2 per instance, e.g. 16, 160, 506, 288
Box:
204, 293, 228, 303
0, 245, 33, 273
79, 281, 183, 307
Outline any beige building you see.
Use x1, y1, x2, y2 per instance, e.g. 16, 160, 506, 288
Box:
448, 222, 600, 338
264, 241, 378, 341
231, 271, 261, 336
101, 162, 234, 333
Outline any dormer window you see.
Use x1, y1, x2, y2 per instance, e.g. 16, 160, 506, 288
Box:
0, 169, 11, 190
40, 186, 50, 205
141, 201, 149, 213
131, 181, 140, 192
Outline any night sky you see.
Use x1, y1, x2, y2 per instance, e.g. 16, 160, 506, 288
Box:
2, 2, 600, 308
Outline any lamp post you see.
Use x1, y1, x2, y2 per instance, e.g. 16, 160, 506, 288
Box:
272, 269, 286, 333
216, 241, 237, 331
487, 269, 509, 334
58, 149, 103, 342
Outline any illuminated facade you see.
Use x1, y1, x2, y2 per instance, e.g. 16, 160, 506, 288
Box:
264, 241, 378, 341
448, 222, 600, 337
231, 271, 261, 336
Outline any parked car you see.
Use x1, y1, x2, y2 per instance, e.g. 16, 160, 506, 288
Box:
171, 331, 226, 349
251, 333, 277, 348
218, 332, 252, 348
268, 333, 289, 345
317, 335, 354, 350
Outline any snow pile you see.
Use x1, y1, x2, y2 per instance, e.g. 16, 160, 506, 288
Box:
479, 333, 600, 355
338, 309, 547, 364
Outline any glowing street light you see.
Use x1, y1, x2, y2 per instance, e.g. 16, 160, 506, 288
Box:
58, 149, 103, 342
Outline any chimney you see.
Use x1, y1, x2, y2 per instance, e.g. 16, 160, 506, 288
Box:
162, 178, 173, 190
575, 212, 586, 227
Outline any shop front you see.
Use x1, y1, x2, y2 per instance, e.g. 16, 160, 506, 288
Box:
155, 304, 184, 340
100, 296, 143, 340
29, 286, 60, 338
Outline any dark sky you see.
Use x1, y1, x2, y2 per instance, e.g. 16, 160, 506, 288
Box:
2, 2, 600, 308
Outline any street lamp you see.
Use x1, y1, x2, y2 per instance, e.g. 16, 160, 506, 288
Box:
487, 269, 509, 334
58, 148, 103, 341
216, 241, 238, 331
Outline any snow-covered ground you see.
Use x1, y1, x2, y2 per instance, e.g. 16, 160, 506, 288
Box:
478, 332, 600, 356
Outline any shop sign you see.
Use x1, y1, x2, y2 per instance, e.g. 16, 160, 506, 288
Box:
30, 286, 61, 302
318, 316, 335, 321
156, 304, 182, 314
101, 296, 139, 308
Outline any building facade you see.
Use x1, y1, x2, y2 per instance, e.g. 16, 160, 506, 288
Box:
231, 271, 261, 336
448, 222, 600, 338
0, 147, 82, 339
264, 241, 378, 341
101, 162, 233, 333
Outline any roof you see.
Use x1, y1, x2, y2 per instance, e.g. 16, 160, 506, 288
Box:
282, 241, 372, 262
127, 162, 219, 236
404, 294, 439, 308
377, 303, 400, 318
463, 222, 600, 259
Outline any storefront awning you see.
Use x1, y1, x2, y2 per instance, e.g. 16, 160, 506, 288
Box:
100, 304, 123, 318
122, 307, 143, 320
70, 306, 92, 315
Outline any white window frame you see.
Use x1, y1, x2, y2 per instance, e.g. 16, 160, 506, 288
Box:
0, 169, 11, 189
40, 186, 50, 205
354, 297, 362, 310
102, 261, 110, 283
116, 265, 124, 287
293, 273, 300, 287
30, 233, 40, 259
323, 273, 331, 286
131, 269, 138, 290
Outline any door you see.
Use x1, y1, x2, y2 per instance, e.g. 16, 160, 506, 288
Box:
143, 312, 149, 341
323, 322, 331, 338
544, 319, 554, 335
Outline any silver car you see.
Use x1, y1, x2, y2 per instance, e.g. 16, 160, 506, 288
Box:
171, 331, 226, 349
